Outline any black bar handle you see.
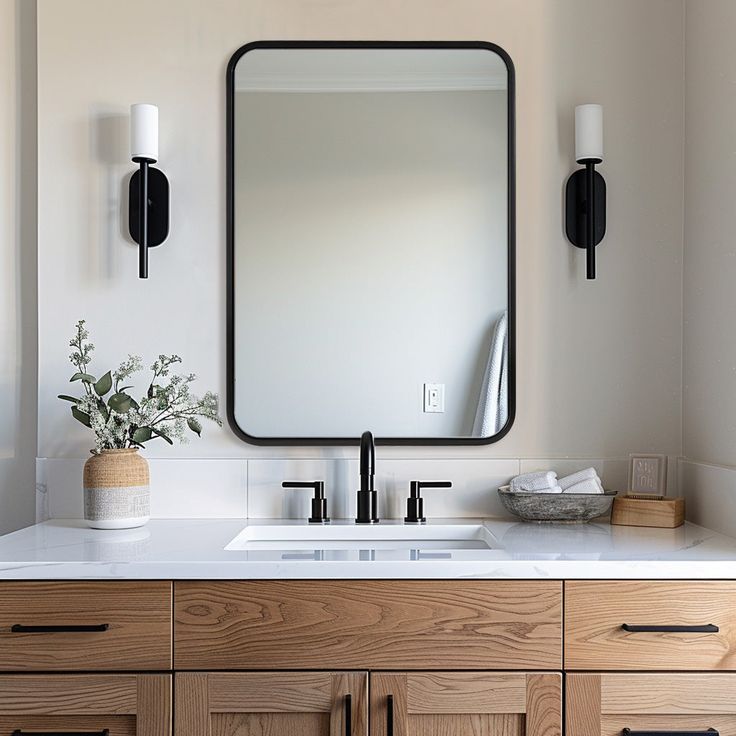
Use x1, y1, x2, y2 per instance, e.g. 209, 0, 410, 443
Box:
621, 624, 719, 633
11, 624, 110, 633
387, 694, 394, 736
13, 731, 109, 736
623, 729, 718, 736
344, 693, 352, 736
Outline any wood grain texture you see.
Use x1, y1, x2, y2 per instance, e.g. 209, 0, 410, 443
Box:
0, 715, 136, 736
0, 674, 170, 735
137, 675, 172, 736
371, 673, 408, 736
373, 672, 559, 736
0, 581, 172, 670
407, 673, 527, 714
175, 673, 210, 736
600, 673, 736, 714
211, 712, 329, 736
174, 581, 562, 670
568, 673, 736, 736
176, 671, 367, 736
611, 496, 685, 528
209, 673, 334, 713
565, 581, 736, 670
525, 674, 561, 736
566, 675, 601, 736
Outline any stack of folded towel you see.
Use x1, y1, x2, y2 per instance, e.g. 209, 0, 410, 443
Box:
509, 467, 604, 494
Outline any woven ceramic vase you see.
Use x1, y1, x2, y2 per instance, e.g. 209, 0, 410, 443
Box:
83, 448, 150, 529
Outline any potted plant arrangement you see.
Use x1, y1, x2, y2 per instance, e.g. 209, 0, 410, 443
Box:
58, 320, 222, 529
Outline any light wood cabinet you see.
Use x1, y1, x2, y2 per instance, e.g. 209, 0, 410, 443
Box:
371, 671, 562, 736
0, 674, 171, 736
175, 671, 367, 736
0, 581, 172, 671
565, 581, 736, 670
567, 673, 736, 736
174, 580, 562, 670
175, 671, 560, 736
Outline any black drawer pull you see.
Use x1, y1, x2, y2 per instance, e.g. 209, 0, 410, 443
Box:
623, 729, 718, 736
387, 694, 394, 736
621, 624, 719, 633
344, 693, 351, 736
13, 731, 109, 736
11, 624, 110, 633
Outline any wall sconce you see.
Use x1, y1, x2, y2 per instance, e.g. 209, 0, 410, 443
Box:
129, 103, 169, 279
565, 104, 606, 279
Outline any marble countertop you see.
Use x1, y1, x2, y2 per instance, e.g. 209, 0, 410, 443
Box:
1, 518, 736, 579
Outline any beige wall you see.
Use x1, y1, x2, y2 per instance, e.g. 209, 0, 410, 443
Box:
680, 0, 736, 536
683, 0, 736, 466
0, 0, 37, 533
35, 0, 685, 462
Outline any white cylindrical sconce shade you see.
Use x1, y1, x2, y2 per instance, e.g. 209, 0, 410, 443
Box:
130, 103, 158, 162
575, 104, 603, 163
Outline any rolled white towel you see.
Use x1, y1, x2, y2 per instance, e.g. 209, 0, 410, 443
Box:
562, 477, 604, 494
559, 467, 598, 490
510, 471, 558, 492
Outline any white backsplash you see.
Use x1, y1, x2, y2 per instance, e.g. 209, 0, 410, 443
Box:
36, 455, 638, 521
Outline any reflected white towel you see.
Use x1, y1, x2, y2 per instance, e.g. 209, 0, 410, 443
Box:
561, 478, 604, 495
559, 467, 598, 490
510, 471, 558, 492
473, 311, 508, 438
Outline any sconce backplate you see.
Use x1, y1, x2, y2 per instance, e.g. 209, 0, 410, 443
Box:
565, 168, 606, 248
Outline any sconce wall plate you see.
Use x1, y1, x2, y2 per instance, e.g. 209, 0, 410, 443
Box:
565, 168, 606, 248
128, 166, 170, 247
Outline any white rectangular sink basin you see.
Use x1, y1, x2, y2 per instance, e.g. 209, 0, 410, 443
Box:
226, 523, 497, 552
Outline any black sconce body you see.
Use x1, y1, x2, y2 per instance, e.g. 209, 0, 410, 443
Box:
128, 164, 170, 278
565, 164, 606, 279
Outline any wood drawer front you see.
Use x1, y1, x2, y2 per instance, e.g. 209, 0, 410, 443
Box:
0, 582, 172, 670
568, 673, 736, 736
565, 581, 736, 670
174, 580, 562, 670
0, 674, 171, 736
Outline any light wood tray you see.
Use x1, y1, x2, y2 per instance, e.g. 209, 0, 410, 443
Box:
610, 493, 684, 528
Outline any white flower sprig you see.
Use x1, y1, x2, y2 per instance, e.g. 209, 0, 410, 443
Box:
59, 320, 222, 453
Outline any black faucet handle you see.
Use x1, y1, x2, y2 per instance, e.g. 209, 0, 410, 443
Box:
405, 481, 453, 523
282, 481, 330, 524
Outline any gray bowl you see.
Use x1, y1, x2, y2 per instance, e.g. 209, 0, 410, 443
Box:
497, 487, 617, 523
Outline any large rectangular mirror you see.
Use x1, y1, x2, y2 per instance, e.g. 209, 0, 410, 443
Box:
227, 41, 515, 445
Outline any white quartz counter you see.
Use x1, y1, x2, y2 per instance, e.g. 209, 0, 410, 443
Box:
1, 518, 736, 579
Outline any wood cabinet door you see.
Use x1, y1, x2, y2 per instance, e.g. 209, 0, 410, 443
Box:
371, 672, 561, 736
0, 674, 171, 736
567, 673, 736, 736
176, 671, 368, 736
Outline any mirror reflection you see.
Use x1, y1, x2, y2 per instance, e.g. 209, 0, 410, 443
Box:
229, 44, 514, 442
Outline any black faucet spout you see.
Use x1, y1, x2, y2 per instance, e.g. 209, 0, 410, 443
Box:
356, 430, 379, 523
359, 430, 375, 492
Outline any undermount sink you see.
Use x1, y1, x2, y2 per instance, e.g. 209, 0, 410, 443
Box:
226, 523, 498, 552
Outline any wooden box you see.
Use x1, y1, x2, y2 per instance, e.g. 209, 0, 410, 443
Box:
610, 493, 685, 528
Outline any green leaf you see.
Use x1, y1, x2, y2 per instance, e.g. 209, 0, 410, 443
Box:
96, 399, 109, 421
151, 427, 174, 445
187, 418, 202, 437
58, 394, 80, 404
71, 406, 91, 427
93, 371, 112, 397
132, 426, 152, 444
70, 372, 96, 383
108, 392, 133, 413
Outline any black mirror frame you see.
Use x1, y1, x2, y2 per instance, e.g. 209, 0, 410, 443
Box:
226, 40, 516, 446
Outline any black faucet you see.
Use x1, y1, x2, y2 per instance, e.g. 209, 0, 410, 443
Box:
355, 430, 379, 523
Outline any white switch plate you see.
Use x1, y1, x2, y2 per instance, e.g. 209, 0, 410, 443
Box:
628, 453, 668, 495
423, 383, 445, 413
